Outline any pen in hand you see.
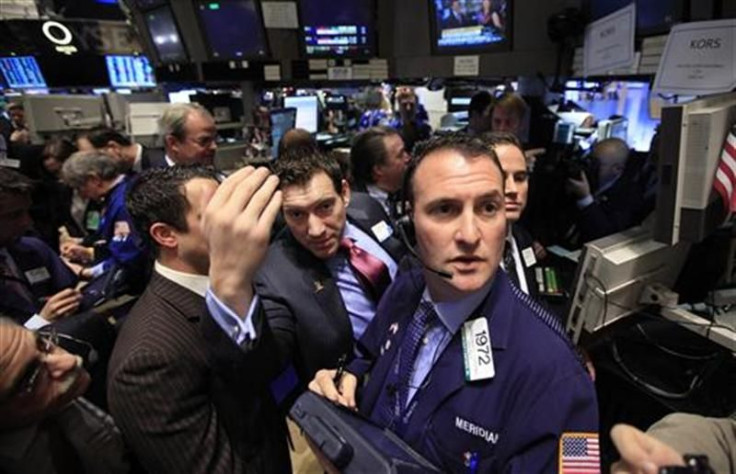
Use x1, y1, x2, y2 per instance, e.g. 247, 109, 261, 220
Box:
333, 353, 347, 387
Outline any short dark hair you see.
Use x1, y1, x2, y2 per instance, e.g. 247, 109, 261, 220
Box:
350, 126, 400, 187
468, 91, 493, 117
404, 132, 502, 205
0, 168, 33, 198
42, 137, 77, 163
277, 128, 318, 157
480, 131, 523, 151
126, 166, 218, 252
81, 127, 133, 149
274, 148, 343, 194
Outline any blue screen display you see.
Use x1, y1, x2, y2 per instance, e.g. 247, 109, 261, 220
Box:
0, 56, 47, 89
106, 55, 156, 88
196, 0, 268, 59
300, 0, 375, 57
432, 0, 511, 52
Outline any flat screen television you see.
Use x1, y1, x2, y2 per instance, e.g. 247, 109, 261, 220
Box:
429, 0, 513, 54
195, 0, 269, 59
144, 5, 188, 63
106, 55, 156, 88
284, 96, 319, 133
0, 56, 47, 89
299, 0, 376, 57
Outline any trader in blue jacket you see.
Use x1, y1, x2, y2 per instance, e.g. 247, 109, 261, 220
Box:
61, 151, 147, 289
310, 133, 600, 473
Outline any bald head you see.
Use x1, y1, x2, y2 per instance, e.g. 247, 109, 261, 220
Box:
593, 138, 629, 185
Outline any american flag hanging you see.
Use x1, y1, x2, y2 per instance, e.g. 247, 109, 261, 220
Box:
714, 124, 736, 217
559, 432, 600, 474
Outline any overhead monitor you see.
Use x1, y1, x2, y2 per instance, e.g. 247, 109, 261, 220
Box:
429, 0, 512, 54
284, 96, 319, 133
566, 226, 690, 344
300, 0, 376, 57
144, 5, 188, 63
270, 108, 298, 158
654, 92, 736, 246
192, 92, 244, 124
37, 55, 109, 88
195, 0, 269, 59
0, 56, 47, 89
106, 55, 156, 88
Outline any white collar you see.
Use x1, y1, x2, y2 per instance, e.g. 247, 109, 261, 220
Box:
164, 154, 176, 167
154, 261, 209, 297
133, 144, 143, 172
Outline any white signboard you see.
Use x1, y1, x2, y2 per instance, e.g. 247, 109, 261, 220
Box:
653, 19, 736, 96
584, 3, 636, 76
261, 2, 299, 29
454, 55, 479, 77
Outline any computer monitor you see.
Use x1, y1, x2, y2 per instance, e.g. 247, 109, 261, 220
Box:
654, 92, 736, 246
23, 94, 106, 144
106, 55, 156, 88
195, 0, 269, 59
299, 0, 376, 57
284, 96, 319, 134
270, 108, 297, 158
144, 5, 188, 63
0, 56, 47, 89
429, 0, 513, 54
191, 93, 244, 124
168, 89, 196, 104
566, 226, 691, 344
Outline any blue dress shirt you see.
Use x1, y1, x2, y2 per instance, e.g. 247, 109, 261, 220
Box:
205, 289, 259, 345
406, 280, 493, 405
326, 222, 397, 340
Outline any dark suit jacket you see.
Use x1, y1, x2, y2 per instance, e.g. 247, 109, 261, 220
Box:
107, 272, 290, 474
0, 236, 77, 323
510, 224, 540, 300
140, 146, 166, 170
578, 175, 645, 243
255, 192, 406, 389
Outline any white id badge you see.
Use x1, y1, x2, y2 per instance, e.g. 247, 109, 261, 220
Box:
461, 318, 495, 382
522, 247, 537, 267
25, 267, 51, 285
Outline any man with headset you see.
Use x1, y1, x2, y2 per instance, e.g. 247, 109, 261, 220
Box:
310, 133, 599, 472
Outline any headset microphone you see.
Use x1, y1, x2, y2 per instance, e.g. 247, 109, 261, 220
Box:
396, 216, 453, 280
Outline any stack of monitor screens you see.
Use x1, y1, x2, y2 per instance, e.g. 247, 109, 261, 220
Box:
429, 0, 512, 54
300, 0, 375, 57
0, 57, 47, 89
196, 0, 269, 59
144, 5, 188, 63
283, 96, 319, 133
106, 55, 156, 88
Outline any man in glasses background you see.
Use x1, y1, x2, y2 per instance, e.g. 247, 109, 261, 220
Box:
159, 104, 218, 167
0, 319, 129, 473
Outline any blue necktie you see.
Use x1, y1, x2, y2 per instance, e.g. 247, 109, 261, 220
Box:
372, 301, 436, 434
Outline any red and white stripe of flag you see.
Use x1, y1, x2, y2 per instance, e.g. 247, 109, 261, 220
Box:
714, 125, 736, 216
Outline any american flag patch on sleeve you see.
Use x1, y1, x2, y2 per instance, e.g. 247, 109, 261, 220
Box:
558, 432, 600, 474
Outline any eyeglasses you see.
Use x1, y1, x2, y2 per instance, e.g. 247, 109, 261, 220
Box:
6, 330, 58, 401
1, 329, 96, 403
